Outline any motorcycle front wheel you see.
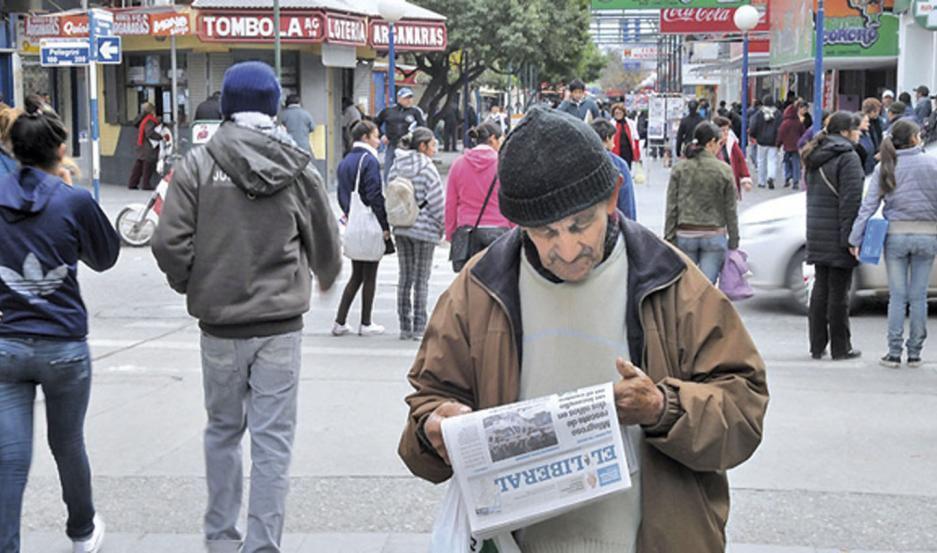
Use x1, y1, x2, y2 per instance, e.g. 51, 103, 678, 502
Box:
116, 206, 157, 247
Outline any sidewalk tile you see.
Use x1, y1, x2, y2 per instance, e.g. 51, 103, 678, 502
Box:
383, 533, 431, 552
298, 532, 387, 553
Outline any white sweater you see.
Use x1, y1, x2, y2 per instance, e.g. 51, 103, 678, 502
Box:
516, 236, 642, 553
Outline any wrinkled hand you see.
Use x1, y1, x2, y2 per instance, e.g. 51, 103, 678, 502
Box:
424, 401, 473, 465
849, 246, 860, 259
740, 177, 753, 191
613, 358, 664, 426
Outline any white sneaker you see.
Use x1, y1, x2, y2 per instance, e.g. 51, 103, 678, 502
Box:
72, 515, 105, 553
359, 323, 385, 336
331, 322, 353, 336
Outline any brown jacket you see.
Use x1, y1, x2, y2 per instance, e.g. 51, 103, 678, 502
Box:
398, 218, 769, 552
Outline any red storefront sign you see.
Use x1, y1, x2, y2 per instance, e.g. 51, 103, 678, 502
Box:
659, 7, 769, 34
197, 11, 326, 42
325, 13, 368, 46
369, 20, 447, 51
26, 11, 191, 37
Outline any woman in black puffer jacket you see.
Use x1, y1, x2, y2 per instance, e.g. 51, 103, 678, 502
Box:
802, 112, 864, 361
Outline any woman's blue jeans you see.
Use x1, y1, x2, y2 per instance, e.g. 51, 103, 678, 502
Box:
0, 338, 96, 552
676, 235, 728, 284
884, 234, 937, 358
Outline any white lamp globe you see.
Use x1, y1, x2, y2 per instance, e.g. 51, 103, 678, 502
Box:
378, 0, 407, 23
733, 5, 760, 32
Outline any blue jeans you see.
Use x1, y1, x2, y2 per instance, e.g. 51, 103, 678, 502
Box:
783, 151, 801, 188
757, 145, 779, 186
676, 235, 728, 284
884, 234, 937, 358
0, 338, 96, 552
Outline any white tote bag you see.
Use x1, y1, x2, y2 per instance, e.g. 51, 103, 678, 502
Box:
343, 154, 385, 261
429, 481, 521, 553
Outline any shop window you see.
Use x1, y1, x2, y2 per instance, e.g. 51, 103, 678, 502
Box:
121, 52, 189, 125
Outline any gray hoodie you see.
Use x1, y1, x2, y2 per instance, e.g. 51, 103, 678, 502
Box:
152, 120, 341, 338
389, 148, 444, 243
849, 146, 937, 247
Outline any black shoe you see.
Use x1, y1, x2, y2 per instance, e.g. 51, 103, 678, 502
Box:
879, 354, 901, 368
811, 352, 823, 360
832, 349, 862, 361
767, 178, 775, 190
784, 179, 792, 188
907, 356, 923, 368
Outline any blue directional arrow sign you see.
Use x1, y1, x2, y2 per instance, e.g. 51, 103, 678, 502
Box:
40, 40, 90, 67
95, 36, 122, 64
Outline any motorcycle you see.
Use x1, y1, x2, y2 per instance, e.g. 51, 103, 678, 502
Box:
115, 120, 220, 247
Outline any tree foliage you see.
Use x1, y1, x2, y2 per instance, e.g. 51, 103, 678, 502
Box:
407, 0, 599, 125
598, 50, 652, 96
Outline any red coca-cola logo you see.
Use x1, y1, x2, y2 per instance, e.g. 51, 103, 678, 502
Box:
661, 8, 732, 23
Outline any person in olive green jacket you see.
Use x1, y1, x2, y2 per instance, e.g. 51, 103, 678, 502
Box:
665, 121, 740, 283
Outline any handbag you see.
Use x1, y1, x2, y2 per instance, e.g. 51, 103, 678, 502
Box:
718, 249, 755, 301
342, 154, 385, 261
859, 201, 888, 265
450, 174, 508, 272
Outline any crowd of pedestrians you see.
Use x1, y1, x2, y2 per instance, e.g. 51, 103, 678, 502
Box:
1, 62, 936, 553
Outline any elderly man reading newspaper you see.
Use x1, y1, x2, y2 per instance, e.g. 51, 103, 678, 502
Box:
398, 106, 769, 553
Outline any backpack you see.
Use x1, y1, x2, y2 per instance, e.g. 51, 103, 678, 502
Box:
385, 176, 424, 227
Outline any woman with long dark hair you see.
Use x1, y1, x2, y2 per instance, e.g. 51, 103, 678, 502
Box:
664, 121, 739, 283
0, 105, 120, 553
802, 111, 864, 360
389, 127, 444, 340
849, 119, 937, 367
332, 120, 389, 337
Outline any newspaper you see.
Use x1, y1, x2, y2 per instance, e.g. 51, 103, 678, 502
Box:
440, 382, 632, 540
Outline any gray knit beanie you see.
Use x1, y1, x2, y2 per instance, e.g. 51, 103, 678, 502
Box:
497, 106, 617, 227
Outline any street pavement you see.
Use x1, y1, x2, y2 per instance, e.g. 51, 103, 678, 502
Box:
16, 156, 937, 553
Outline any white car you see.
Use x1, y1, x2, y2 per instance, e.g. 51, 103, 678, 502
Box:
739, 146, 937, 313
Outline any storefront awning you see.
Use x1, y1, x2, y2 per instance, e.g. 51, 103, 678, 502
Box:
190, 0, 448, 50
190, 0, 445, 21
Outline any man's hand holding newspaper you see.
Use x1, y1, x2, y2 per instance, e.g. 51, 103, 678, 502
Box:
423, 357, 663, 463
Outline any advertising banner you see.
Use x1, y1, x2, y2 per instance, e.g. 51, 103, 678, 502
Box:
26, 11, 191, 38
369, 20, 447, 51
593, 0, 750, 9
660, 7, 769, 34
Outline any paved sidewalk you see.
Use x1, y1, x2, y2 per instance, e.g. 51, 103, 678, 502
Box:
22, 532, 936, 553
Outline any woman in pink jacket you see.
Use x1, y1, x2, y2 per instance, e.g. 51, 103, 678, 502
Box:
445, 122, 514, 271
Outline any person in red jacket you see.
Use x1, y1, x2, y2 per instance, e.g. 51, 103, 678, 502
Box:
610, 103, 641, 169
714, 116, 752, 199
777, 100, 807, 190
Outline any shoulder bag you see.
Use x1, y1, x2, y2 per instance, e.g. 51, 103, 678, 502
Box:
449, 174, 508, 272
342, 154, 386, 261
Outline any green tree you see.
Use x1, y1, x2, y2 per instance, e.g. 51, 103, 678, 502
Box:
598, 50, 652, 96
407, 0, 599, 125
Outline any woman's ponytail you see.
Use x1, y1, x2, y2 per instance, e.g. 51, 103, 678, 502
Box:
879, 118, 921, 194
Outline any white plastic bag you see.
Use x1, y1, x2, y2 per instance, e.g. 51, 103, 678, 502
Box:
429, 481, 521, 553
343, 155, 385, 261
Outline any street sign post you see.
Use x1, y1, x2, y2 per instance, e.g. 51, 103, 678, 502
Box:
40, 40, 91, 66
87, 8, 115, 202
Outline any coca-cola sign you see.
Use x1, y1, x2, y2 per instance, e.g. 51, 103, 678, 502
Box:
660, 6, 769, 34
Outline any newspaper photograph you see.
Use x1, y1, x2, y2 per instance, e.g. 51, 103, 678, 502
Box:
440, 382, 632, 539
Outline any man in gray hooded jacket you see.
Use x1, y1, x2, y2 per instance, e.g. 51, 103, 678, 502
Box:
152, 61, 341, 553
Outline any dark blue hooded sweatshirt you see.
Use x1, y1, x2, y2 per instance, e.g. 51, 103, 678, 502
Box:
0, 168, 120, 339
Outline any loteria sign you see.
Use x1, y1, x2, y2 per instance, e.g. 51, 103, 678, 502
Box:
660, 7, 769, 33
369, 20, 447, 51
26, 11, 191, 38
